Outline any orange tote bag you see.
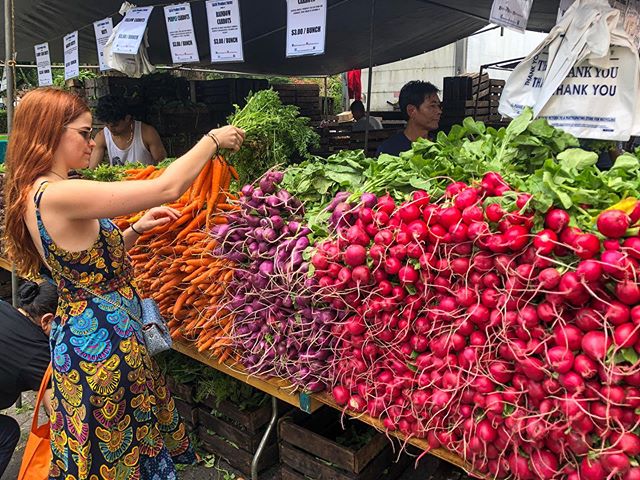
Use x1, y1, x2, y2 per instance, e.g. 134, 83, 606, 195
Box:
18, 363, 52, 480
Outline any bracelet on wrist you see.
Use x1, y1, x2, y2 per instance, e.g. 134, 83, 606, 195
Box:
130, 223, 143, 236
205, 131, 221, 153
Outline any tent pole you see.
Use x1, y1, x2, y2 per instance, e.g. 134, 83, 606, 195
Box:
5, 0, 20, 410
363, 0, 376, 154
4, 0, 17, 309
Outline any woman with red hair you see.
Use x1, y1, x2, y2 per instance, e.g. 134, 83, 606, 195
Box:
4, 87, 244, 478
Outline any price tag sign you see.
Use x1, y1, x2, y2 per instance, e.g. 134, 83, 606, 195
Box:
94, 18, 114, 71
164, 3, 200, 63
64, 31, 80, 80
286, 0, 327, 58
112, 6, 153, 55
34, 43, 53, 87
206, 0, 244, 62
489, 0, 533, 33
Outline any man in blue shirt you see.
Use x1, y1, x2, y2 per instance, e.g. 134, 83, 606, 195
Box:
377, 81, 442, 156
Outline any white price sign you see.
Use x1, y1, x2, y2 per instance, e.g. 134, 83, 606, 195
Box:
489, 0, 533, 33
164, 3, 200, 63
34, 43, 53, 87
64, 31, 80, 80
112, 6, 153, 55
93, 18, 114, 71
206, 0, 244, 62
286, 0, 327, 58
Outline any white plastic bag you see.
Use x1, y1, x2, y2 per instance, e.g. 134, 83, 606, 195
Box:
499, 0, 640, 140
103, 2, 156, 78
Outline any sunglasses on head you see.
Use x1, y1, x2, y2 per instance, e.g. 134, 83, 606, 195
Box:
64, 126, 94, 142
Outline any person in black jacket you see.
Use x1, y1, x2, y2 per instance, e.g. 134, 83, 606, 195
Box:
0, 280, 57, 476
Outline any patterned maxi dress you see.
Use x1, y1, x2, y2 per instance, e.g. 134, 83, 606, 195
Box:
33, 182, 196, 480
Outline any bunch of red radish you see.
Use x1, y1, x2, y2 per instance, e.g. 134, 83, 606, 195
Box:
312, 172, 640, 479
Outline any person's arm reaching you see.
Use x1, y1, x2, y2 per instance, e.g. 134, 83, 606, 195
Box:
122, 206, 180, 250
43, 125, 244, 222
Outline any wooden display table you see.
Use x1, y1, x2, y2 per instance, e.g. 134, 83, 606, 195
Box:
172, 340, 477, 479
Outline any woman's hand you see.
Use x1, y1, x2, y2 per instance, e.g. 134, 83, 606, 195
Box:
210, 126, 245, 152
133, 206, 180, 234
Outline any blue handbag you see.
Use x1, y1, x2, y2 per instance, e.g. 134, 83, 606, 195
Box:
62, 274, 172, 356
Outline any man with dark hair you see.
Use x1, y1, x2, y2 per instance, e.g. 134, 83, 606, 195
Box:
89, 95, 166, 168
350, 100, 383, 132
376, 80, 442, 156
0, 280, 58, 476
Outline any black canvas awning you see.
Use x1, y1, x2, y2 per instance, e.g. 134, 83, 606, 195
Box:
1, 0, 561, 76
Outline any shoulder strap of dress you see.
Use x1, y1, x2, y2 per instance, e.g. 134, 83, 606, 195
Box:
33, 181, 50, 209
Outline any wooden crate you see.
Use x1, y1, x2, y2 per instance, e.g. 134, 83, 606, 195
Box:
198, 426, 279, 475
196, 395, 278, 476
278, 408, 409, 480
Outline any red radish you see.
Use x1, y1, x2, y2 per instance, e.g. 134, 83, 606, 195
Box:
516, 193, 533, 209
575, 308, 601, 331
351, 266, 371, 284
485, 203, 505, 222
411, 190, 430, 207
553, 324, 583, 351
546, 346, 574, 373
573, 233, 601, 259
624, 468, 640, 480
347, 395, 366, 413
616, 279, 640, 305
332, 386, 349, 405
576, 259, 602, 283
445, 181, 467, 198
538, 268, 561, 289
597, 209, 631, 238
545, 208, 570, 232
611, 432, 640, 456
606, 301, 631, 325
439, 207, 462, 228
344, 244, 367, 267
504, 225, 530, 251
580, 458, 606, 480
454, 188, 479, 210
582, 331, 612, 361
462, 205, 484, 224
601, 451, 631, 474
614, 322, 639, 348
533, 229, 557, 254
406, 220, 429, 241
604, 238, 621, 250
623, 236, 640, 259
398, 203, 421, 223
398, 265, 418, 284
376, 194, 395, 214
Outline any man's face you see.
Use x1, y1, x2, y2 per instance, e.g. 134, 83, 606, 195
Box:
107, 115, 131, 136
352, 108, 364, 121
408, 93, 442, 132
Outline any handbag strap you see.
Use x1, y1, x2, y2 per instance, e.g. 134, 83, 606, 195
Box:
31, 364, 52, 430
57, 272, 142, 325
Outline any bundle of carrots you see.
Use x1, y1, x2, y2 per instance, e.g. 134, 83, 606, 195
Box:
116, 158, 239, 363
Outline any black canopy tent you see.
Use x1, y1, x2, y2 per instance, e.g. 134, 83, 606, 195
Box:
3, 0, 560, 76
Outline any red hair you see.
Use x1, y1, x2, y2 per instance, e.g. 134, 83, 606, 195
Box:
4, 88, 90, 277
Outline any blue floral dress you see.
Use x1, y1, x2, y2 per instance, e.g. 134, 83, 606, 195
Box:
34, 182, 196, 480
